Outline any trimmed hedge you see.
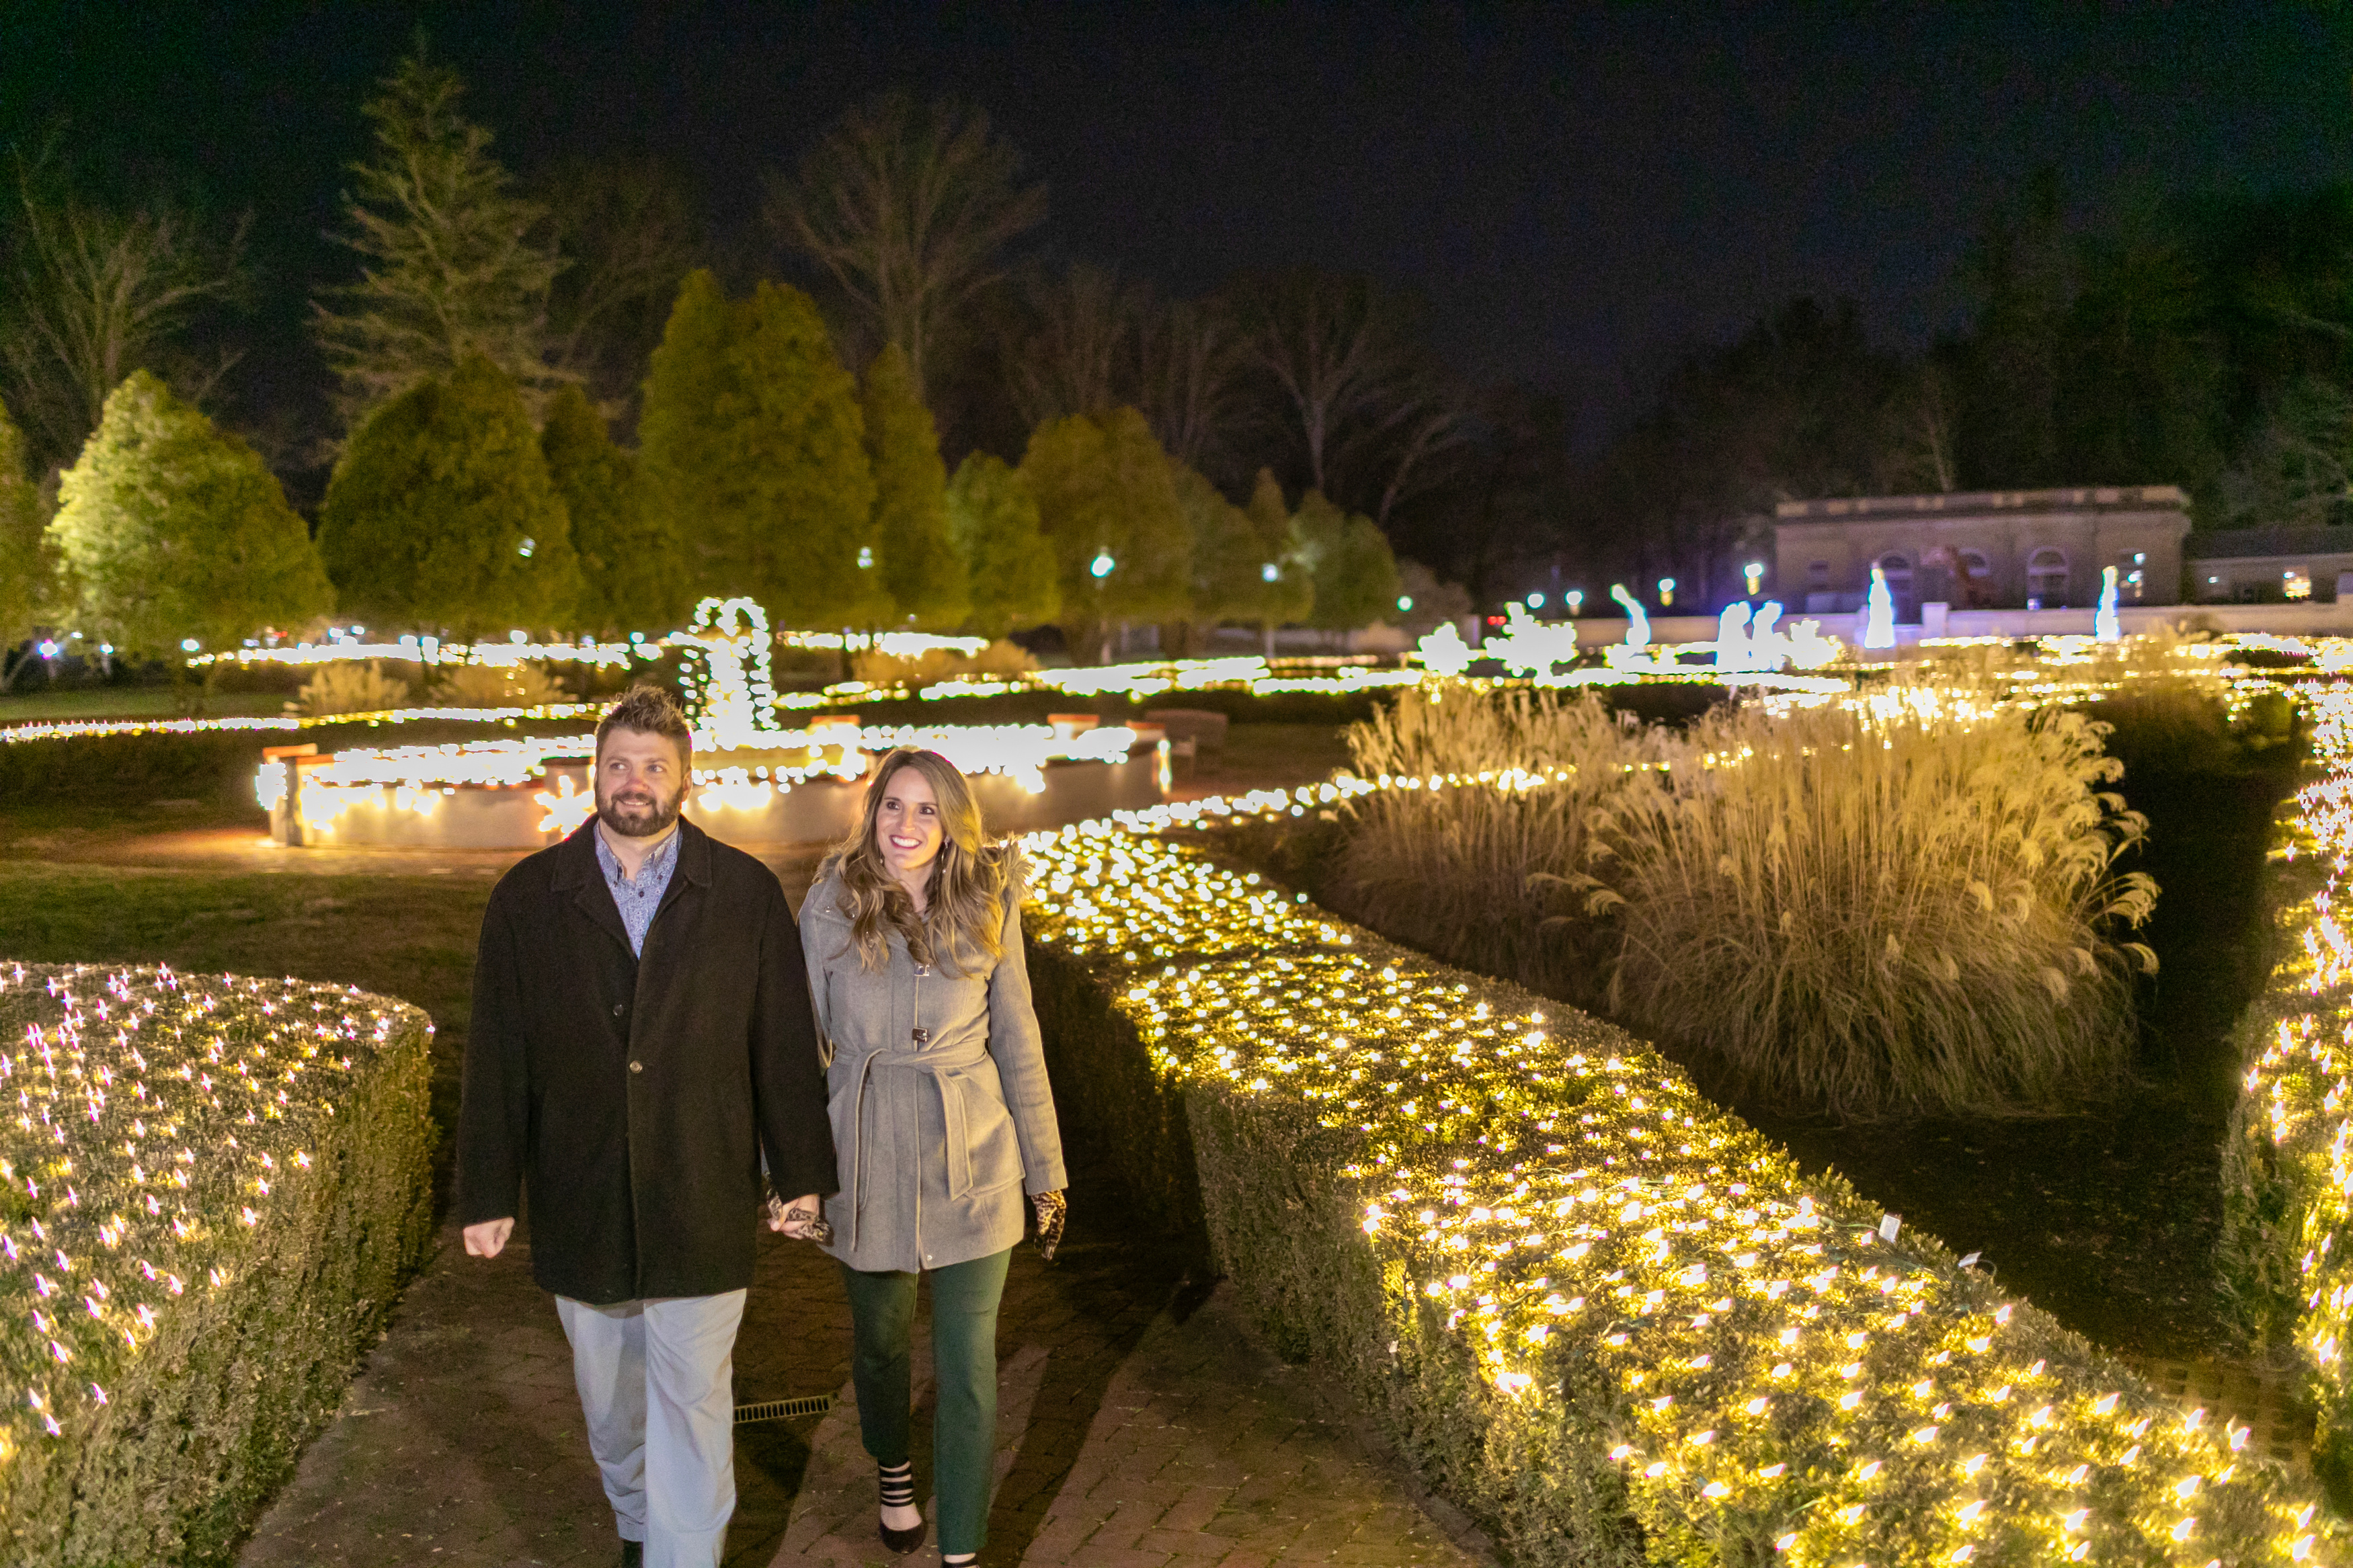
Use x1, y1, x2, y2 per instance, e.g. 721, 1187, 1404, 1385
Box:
1023, 820, 2339, 1566
2223, 680, 2353, 1508
0, 963, 435, 1565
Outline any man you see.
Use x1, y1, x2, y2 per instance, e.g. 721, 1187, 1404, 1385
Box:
458, 684, 834, 1568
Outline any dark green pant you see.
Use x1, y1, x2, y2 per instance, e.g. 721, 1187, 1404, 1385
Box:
840, 1247, 1012, 1557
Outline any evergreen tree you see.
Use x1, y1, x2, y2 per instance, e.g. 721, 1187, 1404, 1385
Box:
1293, 488, 1400, 638
1238, 467, 1314, 645
48, 370, 332, 658
313, 44, 564, 423
319, 356, 581, 634
639, 272, 879, 626
0, 395, 54, 686
862, 341, 966, 628
542, 384, 683, 634
944, 452, 1058, 637
1018, 405, 1189, 659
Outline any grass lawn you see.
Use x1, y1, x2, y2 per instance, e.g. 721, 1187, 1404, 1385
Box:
0, 685, 296, 723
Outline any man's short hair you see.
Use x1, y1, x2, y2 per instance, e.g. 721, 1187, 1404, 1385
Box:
596, 684, 692, 768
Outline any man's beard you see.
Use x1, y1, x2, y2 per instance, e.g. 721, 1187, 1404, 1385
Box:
596, 780, 686, 838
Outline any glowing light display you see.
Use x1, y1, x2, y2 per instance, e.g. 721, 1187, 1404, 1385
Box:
0, 963, 428, 1467
1013, 800, 2340, 1562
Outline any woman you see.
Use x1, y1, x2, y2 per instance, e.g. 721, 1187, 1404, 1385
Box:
787, 747, 1068, 1565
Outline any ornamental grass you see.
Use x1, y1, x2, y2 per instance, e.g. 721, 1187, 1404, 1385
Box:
1021, 820, 2336, 1567
1607, 691, 2157, 1120
1333, 687, 2157, 1121
0, 963, 434, 1566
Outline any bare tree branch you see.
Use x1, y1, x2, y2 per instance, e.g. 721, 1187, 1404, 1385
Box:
767, 91, 1045, 405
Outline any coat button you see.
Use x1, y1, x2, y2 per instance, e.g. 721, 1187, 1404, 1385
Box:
911, 1026, 930, 1044
612, 1002, 626, 1018
629, 1061, 643, 1074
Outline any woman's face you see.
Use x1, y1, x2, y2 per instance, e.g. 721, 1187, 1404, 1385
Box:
874, 766, 945, 884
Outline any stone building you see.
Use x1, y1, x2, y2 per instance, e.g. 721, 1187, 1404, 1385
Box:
2187, 527, 2353, 604
1773, 486, 2192, 614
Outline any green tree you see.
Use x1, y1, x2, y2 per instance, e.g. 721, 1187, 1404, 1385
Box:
313, 44, 563, 424
319, 356, 580, 634
944, 452, 1058, 637
541, 384, 683, 634
1293, 488, 1400, 640
48, 370, 331, 663
0, 395, 55, 688
1019, 406, 1189, 660
862, 341, 966, 628
639, 272, 880, 627
1176, 462, 1307, 656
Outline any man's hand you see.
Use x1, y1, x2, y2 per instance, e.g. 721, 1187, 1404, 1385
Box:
766, 1193, 825, 1240
463, 1217, 515, 1258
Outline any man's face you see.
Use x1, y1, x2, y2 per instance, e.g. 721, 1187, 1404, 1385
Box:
595, 727, 688, 838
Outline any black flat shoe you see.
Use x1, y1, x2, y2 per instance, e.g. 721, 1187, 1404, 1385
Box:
619, 1540, 643, 1568
881, 1517, 928, 1553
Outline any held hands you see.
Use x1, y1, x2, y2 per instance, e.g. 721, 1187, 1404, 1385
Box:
463, 1217, 515, 1259
764, 1192, 830, 1243
1031, 1190, 1067, 1263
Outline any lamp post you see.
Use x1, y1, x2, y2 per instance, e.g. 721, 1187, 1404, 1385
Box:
1090, 550, 1116, 663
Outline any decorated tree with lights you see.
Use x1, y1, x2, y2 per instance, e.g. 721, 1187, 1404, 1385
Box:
861, 341, 966, 628
541, 384, 682, 635
1293, 487, 1400, 641
943, 452, 1058, 638
319, 355, 580, 635
1018, 405, 1189, 660
639, 271, 879, 626
48, 370, 331, 665
0, 395, 54, 688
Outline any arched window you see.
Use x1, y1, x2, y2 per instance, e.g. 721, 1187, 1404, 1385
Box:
1876, 553, 1913, 604
2026, 547, 2068, 607
1958, 549, 1992, 581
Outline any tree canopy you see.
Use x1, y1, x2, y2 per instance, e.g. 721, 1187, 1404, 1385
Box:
313, 44, 564, 423
639, 273, 879, 626
541, 384, 682, 634
944, 451, 1058, 638
48, 370, 331, 657
1018, 406, 1191, 647
862, 341, 965, 628
1293, 487, 1401, 634
318, 355, 580, 634
0, 395, 54, 673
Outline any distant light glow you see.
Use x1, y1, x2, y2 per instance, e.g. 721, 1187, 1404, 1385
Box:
1262, 563, 1281, 583
1091, 552, 1117, 579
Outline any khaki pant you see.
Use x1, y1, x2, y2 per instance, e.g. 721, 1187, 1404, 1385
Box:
555, 1289, 748, 1568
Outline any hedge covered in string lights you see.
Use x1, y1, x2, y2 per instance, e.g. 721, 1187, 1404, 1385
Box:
0, 964, 434, 1566
1021, 818, 2339, 1566
2223, 679, 2353, 1505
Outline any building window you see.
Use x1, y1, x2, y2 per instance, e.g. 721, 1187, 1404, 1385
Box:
1806, 561, 1830, 591
2026, 547, 2067, 608
1958, 549, 1991, 581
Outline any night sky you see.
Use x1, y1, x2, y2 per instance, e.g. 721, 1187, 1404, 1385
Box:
5, 1, 2349, 442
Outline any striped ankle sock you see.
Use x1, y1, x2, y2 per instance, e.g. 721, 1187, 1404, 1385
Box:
878, 1459, 915, 1509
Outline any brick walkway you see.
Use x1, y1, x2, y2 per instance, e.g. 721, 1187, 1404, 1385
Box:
237, 1203, 1489, 1567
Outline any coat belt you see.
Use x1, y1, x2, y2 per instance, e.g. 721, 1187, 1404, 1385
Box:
840, 1034, 991, 1251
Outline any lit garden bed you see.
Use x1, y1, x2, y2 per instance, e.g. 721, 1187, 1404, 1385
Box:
0, 963, 434, 1565
1021, 814, 2340, 1564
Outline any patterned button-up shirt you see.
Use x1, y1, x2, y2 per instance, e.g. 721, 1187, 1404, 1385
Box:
593, 822, 680, 957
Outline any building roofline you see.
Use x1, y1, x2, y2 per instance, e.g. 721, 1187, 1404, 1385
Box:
1774, 485, 2188, 521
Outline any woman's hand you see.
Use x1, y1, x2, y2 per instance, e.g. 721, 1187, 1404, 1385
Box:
1030, 1190, 1067, 1263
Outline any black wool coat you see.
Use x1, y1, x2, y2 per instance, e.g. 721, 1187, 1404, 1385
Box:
456, 817, 837, 1304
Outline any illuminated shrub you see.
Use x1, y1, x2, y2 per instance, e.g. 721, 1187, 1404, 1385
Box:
434, 661, 571, 707
1022, 821, 2336, 1566
0, 964, 434, 1565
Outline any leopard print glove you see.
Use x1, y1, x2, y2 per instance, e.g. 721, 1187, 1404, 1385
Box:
1031, 1189, 1068, 1263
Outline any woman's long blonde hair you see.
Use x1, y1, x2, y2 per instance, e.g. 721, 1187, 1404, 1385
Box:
822, 747, 1013, 974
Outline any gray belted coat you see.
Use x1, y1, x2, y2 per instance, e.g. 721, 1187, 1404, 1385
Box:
800, 867, 1068, 1274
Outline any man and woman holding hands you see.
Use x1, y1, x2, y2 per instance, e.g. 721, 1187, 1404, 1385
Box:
457, 685, 1064, 1567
